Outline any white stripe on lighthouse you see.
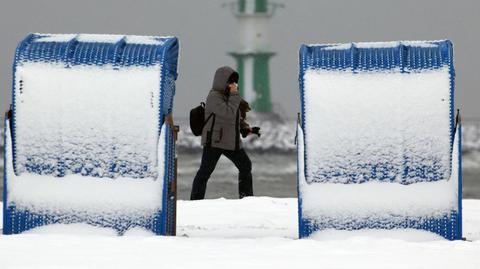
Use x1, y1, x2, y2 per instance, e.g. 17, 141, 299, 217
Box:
243, 56, 255, 103
245, 0, 256, 15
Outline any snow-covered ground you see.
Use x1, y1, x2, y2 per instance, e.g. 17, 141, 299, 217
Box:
1, 197, 480, 268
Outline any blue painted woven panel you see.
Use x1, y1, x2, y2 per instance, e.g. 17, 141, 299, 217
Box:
3, 205, 164, 235
296, 122, 462, 240
163, 124, 177, 235
298, 210, 461, 240
3, 119, 175, 235
15, 34, 178, 68
300, 41, 453, 72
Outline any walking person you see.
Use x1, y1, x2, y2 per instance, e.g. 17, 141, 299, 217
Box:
190, 66, 260, 200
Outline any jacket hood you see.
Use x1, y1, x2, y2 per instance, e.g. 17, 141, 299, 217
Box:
212, 66, 238, 92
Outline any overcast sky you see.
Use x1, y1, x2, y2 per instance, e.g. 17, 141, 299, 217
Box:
1, 0, 479, 120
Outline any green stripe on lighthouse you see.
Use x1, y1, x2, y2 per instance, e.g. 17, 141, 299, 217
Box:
236, 56, 245, 97
238, 0, 246, 13
253, 53, 272, 112
255, 0, 268, 13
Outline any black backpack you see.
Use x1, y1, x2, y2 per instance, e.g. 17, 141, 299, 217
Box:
190, 102, 215, 136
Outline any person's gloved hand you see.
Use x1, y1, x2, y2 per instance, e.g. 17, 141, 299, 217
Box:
251, 127, 261, 137
240, 127, 261, 138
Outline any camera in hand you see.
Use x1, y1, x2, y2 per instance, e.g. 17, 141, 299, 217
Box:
251, 127, 261, 137
240, 126, 261, 138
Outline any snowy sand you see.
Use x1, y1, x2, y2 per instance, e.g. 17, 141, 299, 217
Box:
1, 198, 480, 269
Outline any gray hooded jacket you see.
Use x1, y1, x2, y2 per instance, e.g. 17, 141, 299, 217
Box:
201, 66, 249, 151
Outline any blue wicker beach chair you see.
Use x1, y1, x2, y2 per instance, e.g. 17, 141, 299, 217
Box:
3, 33, 179, 235
297, 40, 462, 240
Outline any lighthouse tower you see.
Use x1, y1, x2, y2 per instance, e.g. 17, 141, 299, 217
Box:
228, 0, 281, 112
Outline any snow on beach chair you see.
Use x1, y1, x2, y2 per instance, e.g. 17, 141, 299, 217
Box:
3, 33, 179, 235
297, 40, 462, 240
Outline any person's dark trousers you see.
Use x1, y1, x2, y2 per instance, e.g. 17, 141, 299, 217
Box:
190, 146, 253, 200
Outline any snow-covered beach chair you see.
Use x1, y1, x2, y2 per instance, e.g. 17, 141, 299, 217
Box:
3, 33, 179, 235
297, 40, 462, 240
